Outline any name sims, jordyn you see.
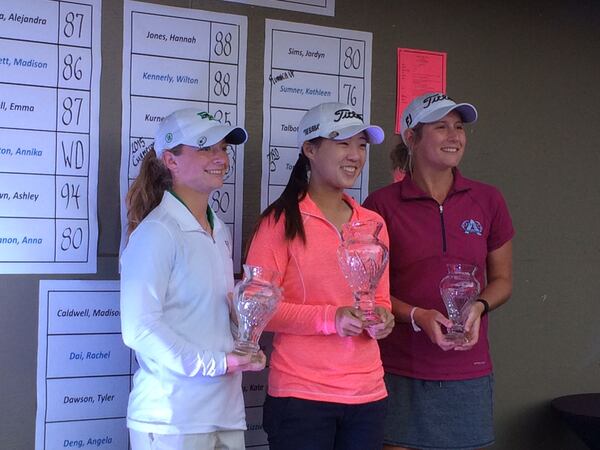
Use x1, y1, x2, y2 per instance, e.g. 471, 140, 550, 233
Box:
146, 31, 197, 43
287, 48, 325, 60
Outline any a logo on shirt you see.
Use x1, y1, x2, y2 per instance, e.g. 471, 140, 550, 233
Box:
224, 239, 232, 255
461, 219, 483, 236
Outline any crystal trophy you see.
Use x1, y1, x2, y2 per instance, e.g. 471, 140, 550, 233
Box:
233, 264, 282, 355
439, 263, 481, 342
337, 220, 389, 325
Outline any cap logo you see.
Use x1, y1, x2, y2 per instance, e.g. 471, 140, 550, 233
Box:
333, 109, 363, 123
303, 124, 319, 135
422, 94, 449, 109
405, 114, 412, 127
197, 136, 207, 147
165, 132, 173, 143
196, 112, 215, 121
328, 131, 339, 139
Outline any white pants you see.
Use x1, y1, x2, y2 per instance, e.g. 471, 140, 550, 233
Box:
129, 429, 245, 450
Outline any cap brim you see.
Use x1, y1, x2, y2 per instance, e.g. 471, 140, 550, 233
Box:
201, 125, 248, 147
421, 103, 478, 124
224, 127, 248, 145
332, 124, 385, 145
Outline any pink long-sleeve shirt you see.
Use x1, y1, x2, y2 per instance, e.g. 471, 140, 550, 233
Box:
246, 193, 391, 404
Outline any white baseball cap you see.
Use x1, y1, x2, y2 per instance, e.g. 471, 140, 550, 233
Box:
297, 102, 384, 148
153, 108, 248, 157
400, 93, 478, 144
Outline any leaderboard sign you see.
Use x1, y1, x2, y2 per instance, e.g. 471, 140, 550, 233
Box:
0, 0, 101, 274
120, 0, 248, 270
35, 280, 131, 450
36, 280, 270, 450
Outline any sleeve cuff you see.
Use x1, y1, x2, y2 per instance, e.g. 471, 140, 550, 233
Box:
215, 351, 228, 376
322, 305, 338, 335
192, 351, 228, 377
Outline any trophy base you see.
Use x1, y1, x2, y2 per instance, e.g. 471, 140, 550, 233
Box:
233, 341, 259, 355
445, 330, 468, 344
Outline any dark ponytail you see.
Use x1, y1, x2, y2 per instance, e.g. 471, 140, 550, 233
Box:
247, 138, 322, 250
261, 151, 310, 242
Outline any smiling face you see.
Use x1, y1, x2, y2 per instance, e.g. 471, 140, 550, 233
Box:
408, 111, 467, 172
304, 132, 367, 191
165, 139, 229, 195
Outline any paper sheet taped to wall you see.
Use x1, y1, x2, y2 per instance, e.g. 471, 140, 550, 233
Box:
0, 0, 101, 274
35, 279, 271, 450
261, 19, 374, 209
395, 48, 447, 134
120, 0, 248, 271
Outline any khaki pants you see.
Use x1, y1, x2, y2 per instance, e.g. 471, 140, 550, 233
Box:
129, 429, 245, 450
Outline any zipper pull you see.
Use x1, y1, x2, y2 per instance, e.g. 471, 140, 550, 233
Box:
439, 204, 444, 214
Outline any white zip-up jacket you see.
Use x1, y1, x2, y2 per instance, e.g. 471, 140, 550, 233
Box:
120, 191, 245, 434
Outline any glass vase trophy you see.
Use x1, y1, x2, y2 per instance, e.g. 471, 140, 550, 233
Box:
233, 264, 282, 355
337, 220, 389, 325
439, 263, 480, 342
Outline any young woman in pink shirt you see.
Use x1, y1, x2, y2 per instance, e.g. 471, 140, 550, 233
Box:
246, 102, 394, 450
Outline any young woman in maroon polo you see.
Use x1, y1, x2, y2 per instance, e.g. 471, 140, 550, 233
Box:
363, 93, 514, 450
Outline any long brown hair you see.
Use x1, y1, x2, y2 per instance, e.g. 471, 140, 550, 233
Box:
125, 146, 182, 236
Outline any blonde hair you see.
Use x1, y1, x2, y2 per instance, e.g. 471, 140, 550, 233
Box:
393, 124, 425, 176
125, 146, 181, 236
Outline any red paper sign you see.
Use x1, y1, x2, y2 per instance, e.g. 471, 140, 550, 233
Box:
395, 48, 447, 134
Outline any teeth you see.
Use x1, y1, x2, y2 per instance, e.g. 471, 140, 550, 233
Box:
441, 147, 458, 153
206, 170, 224, 175
342, 166, 357, 173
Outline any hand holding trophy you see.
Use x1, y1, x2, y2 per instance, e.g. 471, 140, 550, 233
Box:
439, 263, 480, 343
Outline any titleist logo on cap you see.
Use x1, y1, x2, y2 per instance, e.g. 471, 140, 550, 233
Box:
333, 109, 363, 122
422, 93, 450, 109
